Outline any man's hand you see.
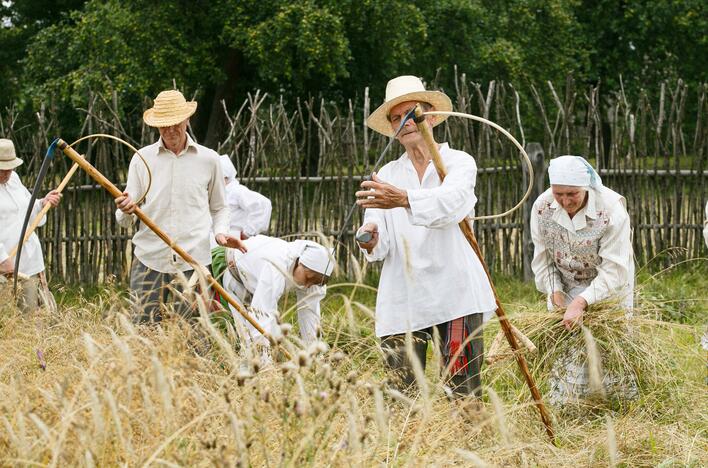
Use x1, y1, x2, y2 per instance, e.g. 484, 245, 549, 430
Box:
0, 258, 14, 276
562, 296, 588, 331
356, 223, 379, 254
216, 233, 247, 253
551, 291, 567, 309
115, 191, 137, 214
356, 173, 409, 209
41, 190, 62, 208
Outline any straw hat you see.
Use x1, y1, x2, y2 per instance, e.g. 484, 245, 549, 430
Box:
366, 75, 452, 137
143, 90, 198, 127
0, 139, 23, 170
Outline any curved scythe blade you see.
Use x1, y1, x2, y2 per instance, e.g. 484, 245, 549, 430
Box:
13, 138, 59, 296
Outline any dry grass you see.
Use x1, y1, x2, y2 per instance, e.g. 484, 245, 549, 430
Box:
0, 279, 705, 467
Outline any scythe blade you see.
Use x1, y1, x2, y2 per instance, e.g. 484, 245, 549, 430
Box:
13, 138, 59, 296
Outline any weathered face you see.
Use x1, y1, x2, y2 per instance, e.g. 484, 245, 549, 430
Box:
551, 185, 588, 216
158, 119, 189, 151
0, 169, 13, 184
292, 262, 328, 288
388, 100, 436, 146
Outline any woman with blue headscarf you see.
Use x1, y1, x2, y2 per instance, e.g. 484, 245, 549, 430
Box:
530, 155, 636, 404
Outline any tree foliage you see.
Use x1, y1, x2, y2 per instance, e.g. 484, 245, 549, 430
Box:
0, 0, 705, 141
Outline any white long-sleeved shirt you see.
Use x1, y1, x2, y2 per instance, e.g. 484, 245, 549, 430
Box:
530, 186, 635, 308
360, 143, 497, 337
227, 180, 272, 237
0, 172, 47, 276
222, 236, 325, 343
116, 136, 229, 273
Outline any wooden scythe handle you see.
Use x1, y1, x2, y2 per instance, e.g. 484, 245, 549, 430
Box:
55, 139, 291, 359
413, 106, 555, 443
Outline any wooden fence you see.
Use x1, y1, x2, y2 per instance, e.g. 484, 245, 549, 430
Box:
1, 75, 706, 284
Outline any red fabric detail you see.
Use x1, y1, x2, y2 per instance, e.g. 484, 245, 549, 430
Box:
448, 317, 469, 375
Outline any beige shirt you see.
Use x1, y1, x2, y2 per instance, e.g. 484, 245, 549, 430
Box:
116, 135, 229, 273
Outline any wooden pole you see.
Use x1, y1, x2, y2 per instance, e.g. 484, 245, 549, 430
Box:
8, 162, 81, 260
522, 143, 546, 282
55, 139, 290, 359
413, 106, 555, 443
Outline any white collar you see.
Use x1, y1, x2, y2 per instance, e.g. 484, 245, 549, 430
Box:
158, 134, 198, 156
550, 189, 597, 232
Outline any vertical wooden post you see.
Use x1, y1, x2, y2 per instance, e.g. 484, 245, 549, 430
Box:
522, 143, 546, 282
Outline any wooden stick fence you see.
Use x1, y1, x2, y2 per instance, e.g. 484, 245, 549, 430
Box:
1, 73, 705, 284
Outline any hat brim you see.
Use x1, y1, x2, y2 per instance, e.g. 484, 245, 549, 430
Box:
0, 158, 23, 170
143, 101, 198, 128
366, 90, 452, 137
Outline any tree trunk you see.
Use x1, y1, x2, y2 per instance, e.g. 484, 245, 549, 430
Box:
203, 48, 242, 149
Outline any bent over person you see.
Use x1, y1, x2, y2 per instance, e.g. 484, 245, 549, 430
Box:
211, 235, 333, 356
115, 90, 246, 323
355, 76, 497, 398
0, 139, 61, 312
530, 155, 636, 404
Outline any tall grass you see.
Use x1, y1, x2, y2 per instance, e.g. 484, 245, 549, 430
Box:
0, 268, 705, 466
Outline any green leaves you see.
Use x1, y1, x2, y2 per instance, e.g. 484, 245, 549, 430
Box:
1, 0, 705, 137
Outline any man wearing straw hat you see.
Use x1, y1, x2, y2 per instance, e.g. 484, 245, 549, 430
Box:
115, 90, 246, 323
211, 235, 333, 357
0, 138, 62, 312
530, 155, 636, 404
354, 76, 497, 398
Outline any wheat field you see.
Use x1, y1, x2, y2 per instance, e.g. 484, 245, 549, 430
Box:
0, 268, 705, 467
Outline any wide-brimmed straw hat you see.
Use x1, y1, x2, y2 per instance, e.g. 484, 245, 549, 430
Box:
143, 90, 198, 127
0, 139, 23, 170
366, 75, 452, 137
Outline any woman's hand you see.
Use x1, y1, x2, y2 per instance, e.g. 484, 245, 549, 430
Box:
562, 296, 588, 331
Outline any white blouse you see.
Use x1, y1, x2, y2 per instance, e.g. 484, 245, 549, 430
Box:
225, 180, 272, 237
223, 236, 325, 343
360, 144, 497, 337
0, 172, 47, 276
530, 186, 634, 308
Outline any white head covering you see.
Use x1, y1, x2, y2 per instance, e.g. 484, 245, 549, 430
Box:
219, 154, 237, 183
299, 242, 335, 277
548, 155, 603, 188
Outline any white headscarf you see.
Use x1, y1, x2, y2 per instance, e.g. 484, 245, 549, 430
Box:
548, 155, 602, 189
299, 242, 335, 277
219, 154, 237, 184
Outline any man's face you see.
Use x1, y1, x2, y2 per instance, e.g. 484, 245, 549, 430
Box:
388, 100, 435, 145
551, 185, 588, 216
293, 263, 328, 288
158, 119, 188, 151
0, 169, 13, 184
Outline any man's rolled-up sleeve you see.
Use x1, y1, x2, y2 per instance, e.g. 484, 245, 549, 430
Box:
209, 160, 229, 236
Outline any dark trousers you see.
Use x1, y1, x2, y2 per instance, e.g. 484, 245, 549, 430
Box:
130, 259, 212, 324
380, 313, 484, 398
